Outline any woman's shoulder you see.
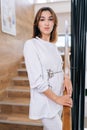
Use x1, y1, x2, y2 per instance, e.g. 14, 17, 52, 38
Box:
24, 38, 35, 46
24, 38, 37, 49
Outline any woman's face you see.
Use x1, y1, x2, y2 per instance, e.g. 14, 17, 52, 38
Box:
38, 10, 54, 38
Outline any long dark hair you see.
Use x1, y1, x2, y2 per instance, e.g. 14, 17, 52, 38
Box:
32, 7, 58, 43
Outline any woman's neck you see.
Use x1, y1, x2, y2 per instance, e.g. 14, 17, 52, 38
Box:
41, 35, 50, 42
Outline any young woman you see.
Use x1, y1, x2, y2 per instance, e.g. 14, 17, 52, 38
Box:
24, 7, 72, 130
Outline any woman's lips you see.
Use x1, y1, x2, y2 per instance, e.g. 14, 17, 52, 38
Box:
44, 27, 50, 30
44, 27, 49, 29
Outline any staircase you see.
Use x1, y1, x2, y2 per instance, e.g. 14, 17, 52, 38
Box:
0, 59, 43, 130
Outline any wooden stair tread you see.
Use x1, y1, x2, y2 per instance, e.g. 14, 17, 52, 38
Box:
17, 68, 28, 76
21, 61, 25, 64
17, 68, 27, 71
20, 61, 26, 68
7, 86, 30, 92
0, 97, 30, 106
13, 76, 28, 80
13, 76, 29, 87
0, 113, 42, 126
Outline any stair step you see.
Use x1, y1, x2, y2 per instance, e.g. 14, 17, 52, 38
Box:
0, 97, 30, 114
0, 97, 30, 106
7, 86, 30, 91
0, 123, 43, 130
0, 113, 43, 127
20, 61, 26, 68
13, 77, 29, 86
17, 68, 28, 76
7, 86, 30, 98
0, 104, 29, 115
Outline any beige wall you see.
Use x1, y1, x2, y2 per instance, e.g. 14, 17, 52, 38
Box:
0, 0, 34, 96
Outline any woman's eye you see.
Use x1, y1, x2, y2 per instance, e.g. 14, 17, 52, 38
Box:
40, 19, 44, 21
49, 18, 53, 21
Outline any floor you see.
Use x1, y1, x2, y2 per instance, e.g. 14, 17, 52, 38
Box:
84, 117, 87, 128
85, 96, 87, 128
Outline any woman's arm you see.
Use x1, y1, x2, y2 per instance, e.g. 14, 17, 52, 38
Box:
64, 75, 72, 96
43, 88, 72, 107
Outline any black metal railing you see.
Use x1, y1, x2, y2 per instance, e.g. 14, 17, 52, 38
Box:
71, 0, 86, 130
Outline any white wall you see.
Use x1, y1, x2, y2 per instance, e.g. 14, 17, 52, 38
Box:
34, 1, 71, 14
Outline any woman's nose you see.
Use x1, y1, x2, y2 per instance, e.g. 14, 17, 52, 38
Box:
45, 20, 49, 25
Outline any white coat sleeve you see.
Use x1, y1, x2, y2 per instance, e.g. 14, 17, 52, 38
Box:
23, 41, 48, 93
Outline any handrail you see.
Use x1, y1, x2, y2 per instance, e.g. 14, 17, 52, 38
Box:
62, 91, 72, 130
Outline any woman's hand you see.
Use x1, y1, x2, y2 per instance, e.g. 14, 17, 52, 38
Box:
43, 88, 73, 107
63, 76, 72, 96
56, 95, 73, 107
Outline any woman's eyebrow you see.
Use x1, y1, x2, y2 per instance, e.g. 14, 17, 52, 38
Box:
40, 16, 45, 19
49, 16, 53, 18
40, 15, 53, 18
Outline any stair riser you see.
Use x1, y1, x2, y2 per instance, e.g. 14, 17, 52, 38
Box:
0, 124, 43, 130
0, 105, 29, 115
21, 63, 26, 68
18, 71, 28, 76
7, 91, 30, 98
13, 80, 29, 86
0, 91, 8, 101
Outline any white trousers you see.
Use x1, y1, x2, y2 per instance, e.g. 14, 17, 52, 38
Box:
41, 114, 62, 130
